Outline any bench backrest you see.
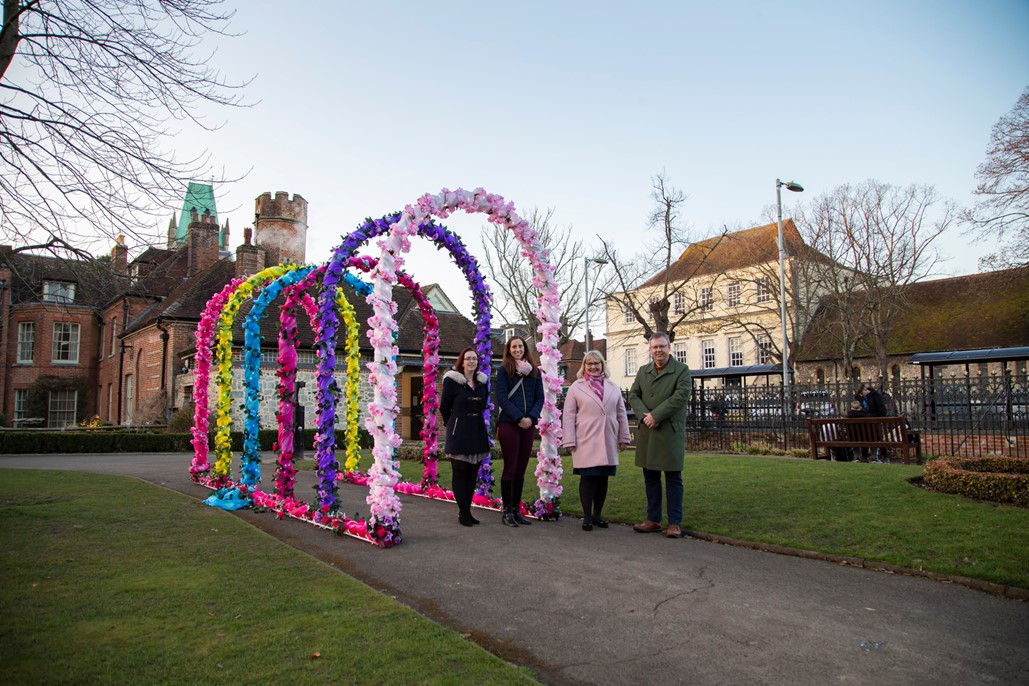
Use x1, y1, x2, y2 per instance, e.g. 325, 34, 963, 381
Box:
808, 416, 907, 444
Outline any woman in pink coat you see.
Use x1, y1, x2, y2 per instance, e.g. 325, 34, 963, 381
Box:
561, 350, 631, 531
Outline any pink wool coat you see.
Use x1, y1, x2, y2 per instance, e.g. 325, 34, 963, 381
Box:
561, 378, 631, 469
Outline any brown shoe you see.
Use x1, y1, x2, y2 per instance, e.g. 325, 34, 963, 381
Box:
633, 520, 663, 533
664, 524, 683, 538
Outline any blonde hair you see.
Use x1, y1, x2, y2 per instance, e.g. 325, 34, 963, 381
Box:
577, 350, 609, 379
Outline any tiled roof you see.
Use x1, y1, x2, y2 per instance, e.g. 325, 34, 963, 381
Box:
3, 251, 118, 308
796, 266, 1029, 360
640, 219, 831, 287
130, 257, 478, 357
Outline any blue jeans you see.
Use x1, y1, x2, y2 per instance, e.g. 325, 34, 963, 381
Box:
643, 468, 683, 525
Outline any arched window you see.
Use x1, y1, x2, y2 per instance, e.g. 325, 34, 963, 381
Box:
816, 368, 825, 386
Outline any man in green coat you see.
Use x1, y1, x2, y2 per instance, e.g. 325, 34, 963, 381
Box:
627, 332, 693, 538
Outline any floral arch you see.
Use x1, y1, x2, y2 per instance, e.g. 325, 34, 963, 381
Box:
361, 189, 563, 545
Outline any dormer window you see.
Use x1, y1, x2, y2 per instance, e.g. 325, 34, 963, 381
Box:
43, 281, 76, 304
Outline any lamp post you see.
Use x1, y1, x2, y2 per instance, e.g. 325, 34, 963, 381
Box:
776, 178, 804, 413
583, 256, 609, 353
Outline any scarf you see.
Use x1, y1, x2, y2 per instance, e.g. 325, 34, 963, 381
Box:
585, 372, 605, 400
515, 359, 533, 376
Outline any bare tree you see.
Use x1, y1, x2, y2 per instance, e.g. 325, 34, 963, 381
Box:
0, 0, 249, 256
963, 87, 1029, 270
599, 173, 725, 342
796, 180, 955, 380
481, 207, 614, 346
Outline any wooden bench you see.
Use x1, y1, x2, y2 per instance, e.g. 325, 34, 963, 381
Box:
807, 416, 922, 464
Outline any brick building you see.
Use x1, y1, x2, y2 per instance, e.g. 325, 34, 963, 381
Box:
1, 187, 479, 436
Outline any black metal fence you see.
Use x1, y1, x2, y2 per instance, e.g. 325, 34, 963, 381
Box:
624, 377, 1029, 458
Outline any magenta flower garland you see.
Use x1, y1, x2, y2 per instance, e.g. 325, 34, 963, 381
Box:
190, 278, 244, 481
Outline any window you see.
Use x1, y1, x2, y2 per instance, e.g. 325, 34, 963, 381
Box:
297, 350, 316, 366
729, 337, 743, 367
107, 384, 114, 422
624, 349, 637, 376
673, 342, 688, 364
816, 368, 826, 385
17, 322, 34, 363
673, 292, 685, 316
648, 297, 658, 321
755, 277, 772, 303
727, 282, 741, 307
124, 375, 134, 424
14, 389, 28, 421
758, 336, 773, 365
702, 339, 716, 369
700, 287, 713, 311
42, 280, 75, 304
109, 318, 118, 357
623, 303, 633, 324
48, 390, 77, 427
52, 322, 80, 364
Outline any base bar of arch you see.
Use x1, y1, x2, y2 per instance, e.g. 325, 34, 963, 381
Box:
194, 475, 381, 546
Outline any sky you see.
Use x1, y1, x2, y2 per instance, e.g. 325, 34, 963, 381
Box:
169, 1, 1027, 332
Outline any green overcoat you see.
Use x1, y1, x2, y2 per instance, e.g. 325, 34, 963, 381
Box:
627, 358, 693, 471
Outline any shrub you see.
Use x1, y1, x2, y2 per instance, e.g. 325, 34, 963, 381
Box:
166, 406, 194, 434
0, 431, 191, 454
923, 457, 1029, 507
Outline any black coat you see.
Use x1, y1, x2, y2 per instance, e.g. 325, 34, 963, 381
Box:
861, 388, 888, 417
440, 370, 491, 456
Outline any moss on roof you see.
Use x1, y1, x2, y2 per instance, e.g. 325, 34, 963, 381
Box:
797, 266, 1029, 360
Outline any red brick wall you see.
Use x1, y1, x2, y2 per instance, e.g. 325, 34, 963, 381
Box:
4, 303, 99, 425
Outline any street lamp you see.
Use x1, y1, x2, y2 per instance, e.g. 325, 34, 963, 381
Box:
776, 178, 804, 411
583, 256, 609, 353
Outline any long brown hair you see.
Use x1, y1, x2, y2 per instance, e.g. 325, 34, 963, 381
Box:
453, 346, 479, 374
501, 336, 538, 377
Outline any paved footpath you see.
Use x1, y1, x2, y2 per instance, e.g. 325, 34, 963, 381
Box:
3, 452, 1028, 686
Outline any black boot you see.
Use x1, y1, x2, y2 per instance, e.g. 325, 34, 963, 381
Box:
500, 479, 518, 527
454, 463, 474, 527
512, 478, 532, 525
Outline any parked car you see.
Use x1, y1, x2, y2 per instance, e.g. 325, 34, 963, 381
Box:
748, 395, 784, 419
795, 390, 836, 418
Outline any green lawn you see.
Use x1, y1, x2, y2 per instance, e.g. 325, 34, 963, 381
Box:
394, 452, 1029, 589
0, 470, 537, 685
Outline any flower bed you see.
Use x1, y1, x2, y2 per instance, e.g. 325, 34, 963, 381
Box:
923, 456, 1029, 507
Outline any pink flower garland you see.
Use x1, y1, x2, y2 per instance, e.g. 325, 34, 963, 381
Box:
368, 188, 565, 531
346, 255, 441, 485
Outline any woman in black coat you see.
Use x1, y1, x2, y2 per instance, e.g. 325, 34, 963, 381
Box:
440, 346, 490, 527
493, 336, 544, 527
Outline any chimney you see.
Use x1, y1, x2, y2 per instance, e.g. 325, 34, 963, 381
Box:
187, 208, 221, 277
111, 235, 128, 276
235, 226, 265, 278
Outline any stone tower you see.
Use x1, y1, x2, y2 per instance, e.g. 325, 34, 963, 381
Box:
254, 192, 308, 266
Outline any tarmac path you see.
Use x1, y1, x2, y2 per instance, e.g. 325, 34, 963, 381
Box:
2, 452, 1027, 685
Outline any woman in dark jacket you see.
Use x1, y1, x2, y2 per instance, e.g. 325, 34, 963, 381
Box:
493, 336, 544, 527
440, 346, 491, 527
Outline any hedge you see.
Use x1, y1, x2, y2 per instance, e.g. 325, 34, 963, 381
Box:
0, 427, 373, 455
923, 456, 1029, 508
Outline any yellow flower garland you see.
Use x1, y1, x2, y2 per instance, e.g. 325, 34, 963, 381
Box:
212, 264, 297, 477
